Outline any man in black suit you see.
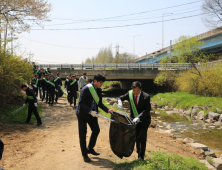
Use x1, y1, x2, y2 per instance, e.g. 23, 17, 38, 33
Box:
76, 74, 114, 162
67, 75, 78, 107
118, 81, 151, 161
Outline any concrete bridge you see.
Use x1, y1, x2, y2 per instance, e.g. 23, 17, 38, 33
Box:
135, 26, 222, 64
38, 63, 192, 80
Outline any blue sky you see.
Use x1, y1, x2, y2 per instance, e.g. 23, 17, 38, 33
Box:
15, 0, 209, 64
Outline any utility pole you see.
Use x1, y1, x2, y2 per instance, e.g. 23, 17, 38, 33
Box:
28, 51, 34, 63
115, 44, 119, 62
162, 13, 173, 49
11, 31, 13, 56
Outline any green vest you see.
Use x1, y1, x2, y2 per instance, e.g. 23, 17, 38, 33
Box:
70, 79, 77, 86
87, 84, 99, 105
129, 90, 139, 118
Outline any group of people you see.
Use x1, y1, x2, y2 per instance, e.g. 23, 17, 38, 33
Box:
19, 66, 151, 163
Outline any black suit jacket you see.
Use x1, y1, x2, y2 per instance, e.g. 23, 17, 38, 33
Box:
76, 82, 109, 121
67, 79, 78, 93
120, 91, 151, 127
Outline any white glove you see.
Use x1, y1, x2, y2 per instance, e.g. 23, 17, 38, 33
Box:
34, 103, 37, 107
65, 88, 67, 91
40, 87, 42, 90
117, 99, 122, 109
23, 103, 26, 107
133, 117, 140, 123
90, 111, 99, 117
33, 85, 37, 88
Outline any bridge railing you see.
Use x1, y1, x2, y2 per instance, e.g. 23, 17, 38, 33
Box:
38, 63, 193, 70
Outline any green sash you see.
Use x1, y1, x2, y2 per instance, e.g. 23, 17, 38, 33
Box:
46, 71, 50, 74
35, 79, 39, 86
70, 79, 77, 86
27, 96, 34, 99
129, 90, 139, 118
66, 79, 69, 82
55, 77, 59, 82
35, 69, 40, 74
87, 84, 99, 105
43, 78, 48, 82
48, 81, 55, 87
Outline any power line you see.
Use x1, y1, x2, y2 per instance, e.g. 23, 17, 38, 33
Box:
33, 8, 202, 27
31, 1, 202, 27
31, 13, 208, 31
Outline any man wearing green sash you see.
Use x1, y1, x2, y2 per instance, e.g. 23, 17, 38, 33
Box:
76, 74, 114, 162
21, 84, 42, 126
118, 81, 151, 161
31, 74, 39, 97
67, 75, 78, 108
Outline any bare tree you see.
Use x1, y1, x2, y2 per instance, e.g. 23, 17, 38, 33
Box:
202, 0, 222, 28
0, 0, 52, 52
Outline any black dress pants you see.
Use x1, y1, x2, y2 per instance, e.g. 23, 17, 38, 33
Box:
0, 139, 4, 160
26, 103, 42, 124
70, 92, 77, 106
77, 115, 100, 156
49, 91, 55, 104
33, 87, 38, 97
45, 90, 49, 102
42, 88, 46, 101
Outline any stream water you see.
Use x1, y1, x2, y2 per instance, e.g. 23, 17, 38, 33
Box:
152, 112, 222, 157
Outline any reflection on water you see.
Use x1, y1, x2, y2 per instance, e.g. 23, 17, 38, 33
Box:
152, 113, 222, 157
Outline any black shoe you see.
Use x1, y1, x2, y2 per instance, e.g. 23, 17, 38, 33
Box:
36, 122, 42, 126
87, 148, 100, 155
138, 156, 144, 161
83, 155, 91, 162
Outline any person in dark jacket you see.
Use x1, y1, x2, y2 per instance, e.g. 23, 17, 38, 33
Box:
31, 74, 39, 97
44, 74, 49, 103
76, 74, 114, 163
34, 66, 40, 75
45, 68, 51, 75
65, 75, 71, 103
38, 75, 44, 99
47, 76, 58, 106
0, 139, 3, 160
38, 68, 45, 79
117, 81, 151, 161
41, 74, 48, 101
53, 72, 62, 103
67, 75, 78, 107
21, 84, 42, 126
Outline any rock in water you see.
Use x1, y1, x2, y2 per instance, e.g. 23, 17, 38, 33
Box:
166, 124, 172, 129
185, 108, 192, 115
199, 160, 216, 170
212, 158, 222, 170
205, 112, 220, 121
183, 138, 194, 144
191, 106, 199, 117
197, 111, 205, 120
188, 143, 209, 151
219, 114, 222, 122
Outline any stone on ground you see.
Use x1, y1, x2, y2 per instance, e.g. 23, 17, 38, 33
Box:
213, 158, 222, 170
199, 160, 216, 170
188, 143, 209, 151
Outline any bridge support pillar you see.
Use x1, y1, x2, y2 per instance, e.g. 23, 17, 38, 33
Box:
120, 80, 132, 90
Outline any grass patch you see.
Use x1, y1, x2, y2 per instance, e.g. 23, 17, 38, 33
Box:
151, 92, 222, 112
113, 151, 207, 170
0, 104, 43, 124
157, 110, 189, 122
206, 156, 214, 166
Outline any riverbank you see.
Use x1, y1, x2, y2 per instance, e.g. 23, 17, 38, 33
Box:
0, 96, 210, 170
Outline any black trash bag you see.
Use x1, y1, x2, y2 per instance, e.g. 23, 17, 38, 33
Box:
58, 87, 64, 98
109, 112, 136, 159
0, 139, 4, 160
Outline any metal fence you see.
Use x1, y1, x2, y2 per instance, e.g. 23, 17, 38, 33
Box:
38, 63, 193, 70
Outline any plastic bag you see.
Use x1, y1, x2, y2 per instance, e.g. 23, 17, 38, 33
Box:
109, 112, 136, 159
0, 139, 4, 160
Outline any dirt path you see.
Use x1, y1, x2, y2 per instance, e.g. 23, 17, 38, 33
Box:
0, 97, 205, 170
